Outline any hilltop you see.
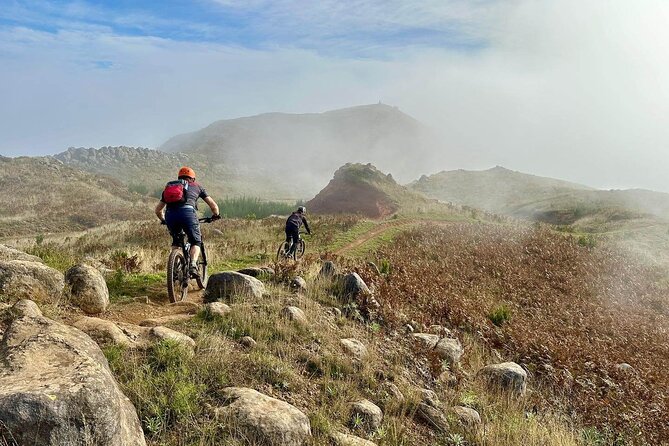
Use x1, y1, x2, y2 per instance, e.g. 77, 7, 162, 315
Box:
307, 163, 447, 218
161, 104, 441, 196
0, 156, 149, 237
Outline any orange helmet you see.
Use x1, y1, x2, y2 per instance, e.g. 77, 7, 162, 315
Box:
178, 166, 196, 179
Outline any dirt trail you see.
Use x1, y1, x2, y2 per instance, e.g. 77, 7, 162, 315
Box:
333, 219, 417, 256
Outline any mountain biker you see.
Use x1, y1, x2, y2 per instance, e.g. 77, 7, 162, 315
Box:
285, 206, 311, 255
155, 167, 220, 278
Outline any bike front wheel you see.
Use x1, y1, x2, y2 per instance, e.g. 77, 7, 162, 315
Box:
167, 249, 188, 303
196, 244, 208, 289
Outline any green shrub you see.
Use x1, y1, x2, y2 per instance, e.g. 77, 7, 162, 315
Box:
488, 304, 511, 327
577, 234, 597, 248
25, 242, 77, 271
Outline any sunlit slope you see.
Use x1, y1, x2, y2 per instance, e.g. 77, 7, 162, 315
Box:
161, 104, 441, 197
0, 156, 148, 237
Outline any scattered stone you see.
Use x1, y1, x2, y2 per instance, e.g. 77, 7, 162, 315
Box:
350, 399, 383, 431
331, 431, 378, 446
331, 307, 343, 318
319, 261, 337, 279
412, 333, 440, 350
206, 301, 232, 317
215, 387, 311, 446
139, 313, 194, 327
74, 316, 135, 347
616, 363, 635, 374
434, 337, 464, 366
380, 382, 405, 405
290, 276, 307, 292
452, 406, 482, 430
480, 362, 527, 395
131, 296, 150, 304
240, 336, 257, 348
0, 308, 146, 445
281, 306, 308, 324
341, 273, 371, 299
415, 389, 449, 433
10, 299, 43, 318
0, 260, 64, 303
65, 264, 110, 314
204, 271, 266, 303
340, 338, 368, 361
150, 326, 196, 349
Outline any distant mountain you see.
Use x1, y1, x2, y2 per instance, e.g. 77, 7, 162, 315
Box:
0, 156, 148, 237
307, 163, 445, 218
411, 166, 669, 228
160, 104, 441, 196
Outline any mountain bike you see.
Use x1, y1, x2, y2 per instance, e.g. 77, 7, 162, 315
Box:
276, 231, 307, 261
165, 217, 214, 302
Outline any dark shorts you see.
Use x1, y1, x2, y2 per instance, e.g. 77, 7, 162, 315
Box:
166, 207, 202, 247
285, 224, 299, 245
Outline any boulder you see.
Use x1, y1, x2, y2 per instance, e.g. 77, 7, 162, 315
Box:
281, 306, 307, 324
290, 276, 307, 292
237, 267, 265, 277
0, 260, 64, 303
150, 326, 196, 349
480, 362, 527, 395
616, 363, 635, 374
215, 387, 311, 446
0, 244, 41, 262
412, 333, 440, 350
65, 264, 109, 314
240, 336, 257, 349
10, 299, 43, 318
331, 432, 378, 446
452, 406, 482, 430
350, 399, 383, 431
73, 316, 135, 347
434, 337, 464, 366
0, 309, 146, 445
319, 261, 337, 279
341, 273, 371, 299
205, 301, 232, 317
204, 271, 265, 303
340, 338, 368, 361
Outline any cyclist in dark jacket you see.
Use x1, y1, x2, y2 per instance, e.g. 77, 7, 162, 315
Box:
285, 206, 311, 255
155, 166, 220, 278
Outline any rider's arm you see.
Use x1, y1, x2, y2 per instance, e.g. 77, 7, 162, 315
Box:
203, 196, 220, 217
155, 201, 166, 222
302, 216, 311, 234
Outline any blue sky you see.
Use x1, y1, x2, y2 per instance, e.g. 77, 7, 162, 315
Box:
1, 0, 669, 192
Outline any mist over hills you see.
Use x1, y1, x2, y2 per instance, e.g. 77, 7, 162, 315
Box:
161, 103, 440, 195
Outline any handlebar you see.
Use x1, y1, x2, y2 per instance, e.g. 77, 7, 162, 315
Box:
199, 216, 220, 223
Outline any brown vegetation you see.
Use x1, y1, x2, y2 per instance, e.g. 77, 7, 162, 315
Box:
370, 222, 669, 444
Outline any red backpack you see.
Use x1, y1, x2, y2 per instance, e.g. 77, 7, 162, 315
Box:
162, 179, 189, 205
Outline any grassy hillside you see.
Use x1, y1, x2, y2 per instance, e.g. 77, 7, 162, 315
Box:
0, 156, 149, 237
307, 163, 455, 218
54, 146, 296, 200
161, 104, 442, 196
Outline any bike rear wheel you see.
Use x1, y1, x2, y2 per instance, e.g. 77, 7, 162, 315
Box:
196, 244, 208, 289
167, 249, 188, 303
276, 242, 288, 262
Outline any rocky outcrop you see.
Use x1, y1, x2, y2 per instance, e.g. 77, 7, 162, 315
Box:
350, 399, 383, 431
0, 244, 42, 262
0, 301, 146, 445
215, 387, 311, 445
341, 273, 371, 300
480, 362, 527, 395
204, 271, 266, 303
65, 264, 109, 314
0, 260, 64, 303
74, 317, 195, 350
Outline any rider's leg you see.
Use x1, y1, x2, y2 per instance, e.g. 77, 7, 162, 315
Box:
183, 208, 203, 277
190, 245, 201, 264
288, 227, 300, 254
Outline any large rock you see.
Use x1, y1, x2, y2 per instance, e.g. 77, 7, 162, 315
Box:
73, 316, 135, 347
415, 389, 449, 433
215, 387, 311, 446
452, 406, 482, 431
204, 271, 266, 303
290, 276, 307, 292
350, 399, 383, 431
0, 244, 42, 262
434, 337, 464, 366
0, 306, 146, 445
281, 306, 307, 324
0, 260, 64, 303
341, 273, 371, 299
205, 301, 232, 317
480, 362, 527, 395
340, 338, 368, 361
65, 264, 109, 314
